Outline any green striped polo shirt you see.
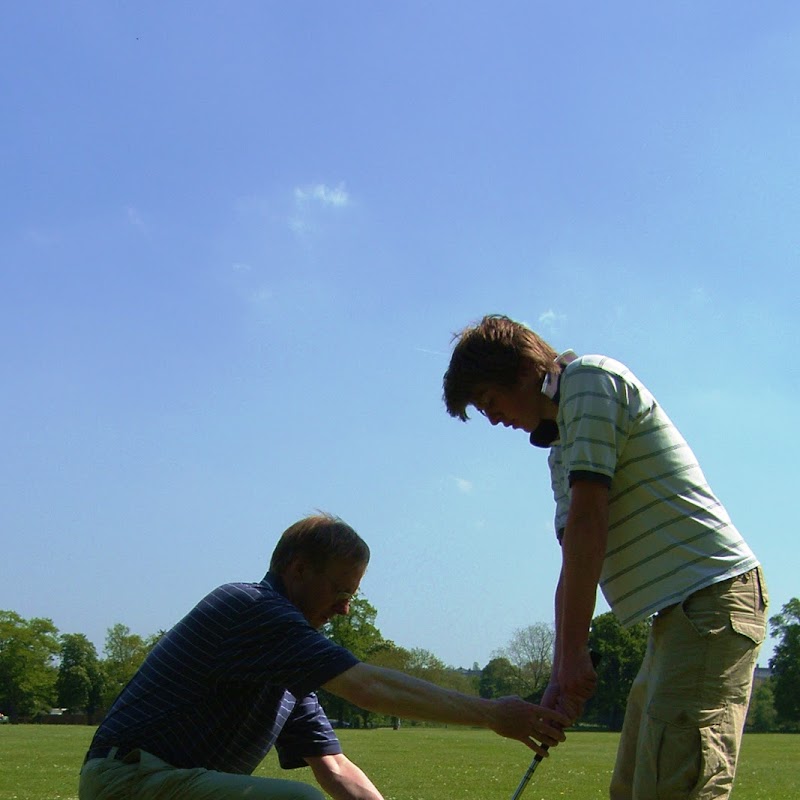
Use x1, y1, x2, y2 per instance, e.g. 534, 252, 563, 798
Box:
547, 354, 758, 627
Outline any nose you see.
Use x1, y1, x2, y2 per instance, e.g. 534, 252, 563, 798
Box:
333, 599, 351, 616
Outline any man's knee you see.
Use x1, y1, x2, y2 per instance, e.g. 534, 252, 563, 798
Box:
287, 784, 326, 800
246, 780, 325, 800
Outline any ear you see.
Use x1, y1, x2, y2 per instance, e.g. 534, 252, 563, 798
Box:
284, 555, 309, 582
516, 357, 541, 390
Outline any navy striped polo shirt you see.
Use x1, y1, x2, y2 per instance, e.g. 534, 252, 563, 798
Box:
88, 572, 359, 773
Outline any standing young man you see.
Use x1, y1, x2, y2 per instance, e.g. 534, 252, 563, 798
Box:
443, 314, 768, 799
80, 513, 568, 800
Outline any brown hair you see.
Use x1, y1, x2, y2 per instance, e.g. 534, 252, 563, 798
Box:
269, 513, 370, 575
443, 314, 560, 421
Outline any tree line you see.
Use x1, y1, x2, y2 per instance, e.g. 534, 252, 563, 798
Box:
2, 598, 799, 732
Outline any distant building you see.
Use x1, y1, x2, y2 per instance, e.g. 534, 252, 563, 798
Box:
753, 664, 772, 686
454, 666, 482, 678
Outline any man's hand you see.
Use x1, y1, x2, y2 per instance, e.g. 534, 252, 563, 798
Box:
552, 648, 599, 725
488, 696, 570, 758
542, 650, 600, 726
540, 681, 560, 712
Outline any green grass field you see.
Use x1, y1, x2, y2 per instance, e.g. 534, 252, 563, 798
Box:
1, 725, 797, 800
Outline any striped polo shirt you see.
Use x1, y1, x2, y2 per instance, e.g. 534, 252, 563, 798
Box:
547, 355, 759, 627
88, 573, 359, 773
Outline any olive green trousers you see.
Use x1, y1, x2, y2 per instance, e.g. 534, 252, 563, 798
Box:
79, 748, 323, 800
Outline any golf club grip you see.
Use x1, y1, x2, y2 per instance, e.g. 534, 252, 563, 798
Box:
509, 651, 602, 800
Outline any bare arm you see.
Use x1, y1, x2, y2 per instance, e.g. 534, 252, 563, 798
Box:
556, 479, 608, 713
305, 753, 384, 800
540, 570, 565, 712
322, 662, 569, 756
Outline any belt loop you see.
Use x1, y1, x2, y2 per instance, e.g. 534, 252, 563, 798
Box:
109, 746, 119, 760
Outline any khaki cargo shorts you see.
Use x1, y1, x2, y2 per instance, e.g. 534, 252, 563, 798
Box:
610, 566, 768, 800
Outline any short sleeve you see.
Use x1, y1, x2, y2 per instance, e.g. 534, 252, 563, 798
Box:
275, 693, 342, 769
559, 360, 635, 484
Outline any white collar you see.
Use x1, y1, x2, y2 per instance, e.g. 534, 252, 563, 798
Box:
541, 350, 578, 400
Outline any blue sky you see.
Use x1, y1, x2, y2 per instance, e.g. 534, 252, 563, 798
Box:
2, 3, 797, 671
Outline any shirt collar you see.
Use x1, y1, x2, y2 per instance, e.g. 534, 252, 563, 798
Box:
541, 349, 578, 402
261, 571, 288, 597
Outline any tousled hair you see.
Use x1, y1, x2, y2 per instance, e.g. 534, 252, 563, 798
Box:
443, 314, 559, 421
269, 513, 370, 575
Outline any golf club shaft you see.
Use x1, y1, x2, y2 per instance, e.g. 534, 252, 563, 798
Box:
509, 753, 544, 800
509, 651, 602, 800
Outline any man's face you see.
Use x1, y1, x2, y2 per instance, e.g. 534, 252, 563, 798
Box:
285, 556, 366, 629
474, 383, 541, 432
473, 361, 552, 433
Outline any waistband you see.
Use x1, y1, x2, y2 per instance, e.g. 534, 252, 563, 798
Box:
83, 744, 140, 766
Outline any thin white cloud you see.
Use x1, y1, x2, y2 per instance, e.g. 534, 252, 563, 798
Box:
126, 206, 148, 233
690, 287, 709, 307
294, 182, 349, 208
538, 309, 567, 333
23, 227, 59, 247
253, 286, 273, 302
288, 217, 311, 236
451, 476, 473, 494
289, 182, 351, 239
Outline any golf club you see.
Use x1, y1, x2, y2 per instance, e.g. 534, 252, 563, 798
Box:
509, 651, 602, 800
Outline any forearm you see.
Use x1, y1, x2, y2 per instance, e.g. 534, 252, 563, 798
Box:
558, 493, 607, 661
325, 663, 494, 728
552, 573, 564, 675
308, 754, 384, 800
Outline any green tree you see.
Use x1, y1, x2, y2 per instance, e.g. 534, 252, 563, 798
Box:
587, 612, 649, 730
492, 623, 555, 700
747, 679, 778, 732
769, 598, 800, 728
479, 657, 519, 699
319, 595, 390, 728
0, 611, 60, 720
57, 633, 104, 717
323, 596, 385, 660
367, 643, 411, 673
101, 623, 151, 708
403, 648, 448, 684
439, 667, 479, 696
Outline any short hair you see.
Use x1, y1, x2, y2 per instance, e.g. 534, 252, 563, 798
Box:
443, 314, 559, 421
269, 513, 370, 575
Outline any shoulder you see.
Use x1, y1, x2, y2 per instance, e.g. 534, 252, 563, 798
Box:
564, 354, 631, 382
196, 582, 304, 629
203, 581, 275, 607
563, 356, 652, 404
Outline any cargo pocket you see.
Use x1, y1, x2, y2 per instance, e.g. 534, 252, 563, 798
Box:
728, 568, 767, 646
643, 702, 726, 799
730, 614, 765, 646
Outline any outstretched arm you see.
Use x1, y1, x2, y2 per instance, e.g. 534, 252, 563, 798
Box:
306, 753, 384, 800
322, 662, 569, 757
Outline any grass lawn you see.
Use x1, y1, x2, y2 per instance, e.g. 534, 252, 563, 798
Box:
1, 725, 797, 800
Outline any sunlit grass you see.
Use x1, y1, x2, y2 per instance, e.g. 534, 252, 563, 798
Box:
1, 724, 797, 800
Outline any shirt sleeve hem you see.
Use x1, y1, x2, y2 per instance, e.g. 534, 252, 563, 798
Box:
568, 470, 612, 487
